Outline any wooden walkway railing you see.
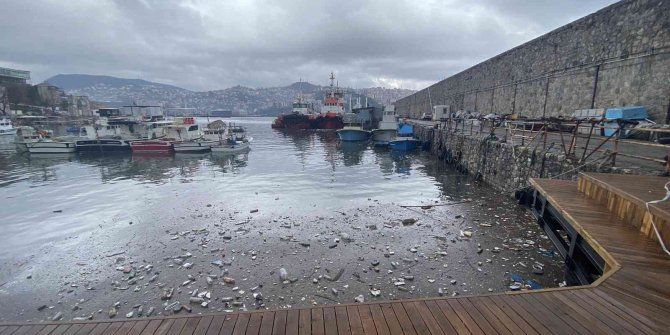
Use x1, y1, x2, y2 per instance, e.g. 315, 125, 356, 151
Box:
1, 173, 669, 334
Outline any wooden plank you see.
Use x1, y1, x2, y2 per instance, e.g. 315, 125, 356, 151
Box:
166, 318, 188, 335
179, 317, 202, 335
346, 306, 364, 335
232, 314, 250, 335
466, 298, 513, 335
298, 309, 311, 335
10, 326, 34, 335
127, 320, 150, 335
100, 323, 123, 335
390, 303, 416, 335
522, 294, 589, 335
590, 288, 658, 332
205, 315, 227, 335
490, 295, 550, 335
414, 301, 455, 334
153, 319, 176, 335
310, 308, 324, 335
71, 324, 97, 335
139, 320, 163, 335
114, 322, 138, 335
247, 313, 263, 335
378, 304, 403, 335
334, 306, 351, 335
271, 311, 287, 335
13, 326, 40, 335
322, 307, 338, 335
405, 301, 444, 335
401, 302, 434, 334
356, 305, 378, 335
512, 294, 569, 335
548, 292, 618, 334
476, 297, 532, 335
456, 299, 499, 335
89, 323, 112, 335
434, 300, 471, 335
193, 315, 213, 335
445, 299, 484, 335
220, 314, 239, 335
423, 300, 457, 334
1, 326, 21, 335
46, 326, 70, 335
259, 311, 276, 335
566, 290, 645, 335
23, 326, 48, 335
285, 310, 299, 335
36, 325, 59, 335
527, 292, 608, 334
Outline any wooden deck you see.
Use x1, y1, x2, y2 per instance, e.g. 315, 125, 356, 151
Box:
1, 173, 669, 334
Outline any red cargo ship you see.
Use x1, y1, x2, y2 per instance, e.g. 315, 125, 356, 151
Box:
272, 95, 315, 129
313, 72, 344, 129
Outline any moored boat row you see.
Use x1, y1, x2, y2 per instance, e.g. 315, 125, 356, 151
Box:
12, 117, 251, 155
335, 105, 421, 151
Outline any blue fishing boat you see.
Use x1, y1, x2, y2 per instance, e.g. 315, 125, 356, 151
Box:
389, 123, 420, 151
336, 113, 370, 142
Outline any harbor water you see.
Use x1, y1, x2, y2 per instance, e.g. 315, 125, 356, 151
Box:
0, 117, 564, 321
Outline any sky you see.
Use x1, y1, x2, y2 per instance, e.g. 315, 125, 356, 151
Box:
0, 0, 618, 91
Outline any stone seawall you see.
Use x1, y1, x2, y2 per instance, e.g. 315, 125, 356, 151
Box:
412, 123, 606, 194
396, 0, 670, 122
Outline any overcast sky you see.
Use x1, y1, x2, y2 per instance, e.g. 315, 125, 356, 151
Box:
0, 0, 617, 91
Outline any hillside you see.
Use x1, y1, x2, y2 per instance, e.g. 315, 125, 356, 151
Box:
46, 74, 187, 91
44, 74, 416, 116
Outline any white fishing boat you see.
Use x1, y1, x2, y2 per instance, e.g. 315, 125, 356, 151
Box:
75, 124, 133, 152
371, 105, 398, 146
28, 138, 77, 154
14, 126, 50, 152
211, 138, 251, 153
0, 118, 15, 136
211, 124, 252, 153
166, 117, 215, 153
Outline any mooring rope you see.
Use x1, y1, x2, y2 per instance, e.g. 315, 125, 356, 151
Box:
646, 181, 670, 256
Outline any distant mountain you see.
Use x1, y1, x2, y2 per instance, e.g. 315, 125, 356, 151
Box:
45, 74, 187, 91
44, 74, 416, 116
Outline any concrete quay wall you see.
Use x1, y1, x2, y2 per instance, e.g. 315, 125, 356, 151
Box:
412, 123, 605, 194
395, 0, 670, 122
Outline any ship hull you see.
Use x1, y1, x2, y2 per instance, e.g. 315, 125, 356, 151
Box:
389, 138, 420, 151
28, 141, 76, 154
76, 139, 131, 152
336, 129, 371, 142
313, 114, 344, 129
371, 129, 397, 146
129, 140, 173, 154
272, 114, 312, 130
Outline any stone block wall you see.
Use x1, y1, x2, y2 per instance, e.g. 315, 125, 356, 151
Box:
412, 124, 604, 194
396, 0, 670, 122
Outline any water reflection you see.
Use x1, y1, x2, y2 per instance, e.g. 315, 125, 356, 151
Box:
0, 118, 478, 261
0, 119, 428, 187
338, 141, 368, 167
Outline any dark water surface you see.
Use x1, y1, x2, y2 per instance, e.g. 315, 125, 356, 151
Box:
0, 117, 563, 321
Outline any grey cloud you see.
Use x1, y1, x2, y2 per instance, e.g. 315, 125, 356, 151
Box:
0, 0, 617, 91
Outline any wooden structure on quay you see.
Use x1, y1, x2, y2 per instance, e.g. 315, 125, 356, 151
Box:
1, 172, 668, 334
